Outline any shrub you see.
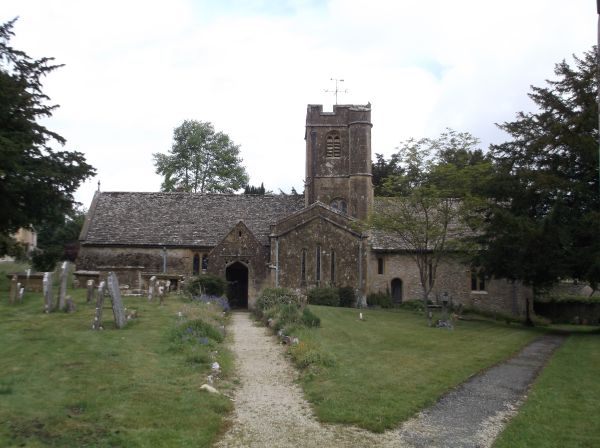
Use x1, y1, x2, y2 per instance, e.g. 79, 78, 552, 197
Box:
272, 303, 302, 331
255, 287, 303, 315
338, 286, 355, 308
367, 292, 393, 308
192, 294, 230, 312
170, 318, 224, 351
301, 307, 321, 327
308, 287, 339, 307
289, 340, 335, 369
185, 274, 226, 297
398, 300, 426, 312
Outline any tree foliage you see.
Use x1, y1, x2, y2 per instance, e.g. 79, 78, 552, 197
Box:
0, 18, 95, 251
370, 130, 483, 304
244, 182, 266, 195
154, 120, 249, 193
31, 208, 86, 271
478, 47, 599, 291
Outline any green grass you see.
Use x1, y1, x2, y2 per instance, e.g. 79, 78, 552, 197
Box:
494, 332, 600, 448
0, 274, 233, 447
293, 305, 542, 432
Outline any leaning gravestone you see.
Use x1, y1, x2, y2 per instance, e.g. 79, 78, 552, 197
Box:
106, 272, 127, 329
57, 261, 69, 311
8, 275, 18, 304
92, 280, 106, 330
43, 272, 54, 313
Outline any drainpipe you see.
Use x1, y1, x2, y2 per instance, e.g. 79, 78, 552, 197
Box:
162, 246, 167, 273
275, 238, 280, 287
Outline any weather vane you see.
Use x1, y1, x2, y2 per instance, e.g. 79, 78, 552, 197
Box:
324, 78, 348, 105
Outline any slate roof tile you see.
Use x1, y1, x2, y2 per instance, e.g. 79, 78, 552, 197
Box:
81, 192, 305, 247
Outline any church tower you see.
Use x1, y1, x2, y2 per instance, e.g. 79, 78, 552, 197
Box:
304, 104, 374, 221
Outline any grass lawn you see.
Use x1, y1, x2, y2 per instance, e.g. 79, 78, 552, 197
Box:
0, 263, 233, 447
295, 305, 543, 432
494, 330, 600, 448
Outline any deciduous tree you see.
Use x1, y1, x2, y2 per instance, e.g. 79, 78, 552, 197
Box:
154, 120, 249, 193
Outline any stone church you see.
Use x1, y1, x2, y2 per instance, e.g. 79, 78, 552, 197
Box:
77, 104, 530, 316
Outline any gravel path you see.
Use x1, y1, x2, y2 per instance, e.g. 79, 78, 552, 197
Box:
214, 312, 564, 448
396, 334, 565, 448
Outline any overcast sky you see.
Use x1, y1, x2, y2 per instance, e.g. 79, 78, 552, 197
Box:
2, 0, 596, 209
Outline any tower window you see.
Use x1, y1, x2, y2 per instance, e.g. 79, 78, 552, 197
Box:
326, 132, 341, 158
377, 257, 384, 275
330, 198, 347, 213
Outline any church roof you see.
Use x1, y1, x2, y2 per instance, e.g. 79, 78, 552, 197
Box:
80, 192, 305, 247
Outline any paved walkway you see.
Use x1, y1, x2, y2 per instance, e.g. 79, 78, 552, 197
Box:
215, 312, 565, 448
397, 334, 565, 447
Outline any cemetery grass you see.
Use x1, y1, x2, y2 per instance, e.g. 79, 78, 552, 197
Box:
294, 305, 543, 433
493, 330, 600, 448
0, 284, 234, 447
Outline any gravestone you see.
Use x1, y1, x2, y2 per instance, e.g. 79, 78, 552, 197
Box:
92, 280, 106, 330
86, 279, 95, 303
106, 272, 127, 329
66, 295, 76, 313
18, 286, 24, 303
9, 275, 18, 304
148, 275, 156, 301
57, 261, 69, 311
158, 284, 165, 305
43, 272, 54, 313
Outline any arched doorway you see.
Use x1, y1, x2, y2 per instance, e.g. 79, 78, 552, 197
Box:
391, 278, 403, 304
226, 262, 248, 308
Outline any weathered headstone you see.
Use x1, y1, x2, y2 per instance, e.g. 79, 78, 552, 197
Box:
86, 279, 95, 303
8, 275, 18, 304
18, 286, 25, 303
43, 272, 53, 313
165, 279, 171, 293
107, 272, 127, 329
65, 295, 76, 313
158, 284, 165, 305
148, 275, 156, 301
73, 278, 80, 289
92, 280, 106, 330
57, 261, 69, 311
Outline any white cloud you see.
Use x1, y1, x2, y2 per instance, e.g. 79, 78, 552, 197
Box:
1, 0, 595, 208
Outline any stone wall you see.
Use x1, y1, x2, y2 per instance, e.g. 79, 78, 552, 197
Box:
367, 251, 531, 317
76, 246, 212, 285
207, 222, 269, 307
271, 204, 367, 295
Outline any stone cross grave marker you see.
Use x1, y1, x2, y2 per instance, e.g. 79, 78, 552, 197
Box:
92, 280, 106, 330
107, 272, 127, 329
57, 261, 69, 311
43, 272, 53, 313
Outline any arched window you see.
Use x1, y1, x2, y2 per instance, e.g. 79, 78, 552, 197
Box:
202, 254, 208, 271
193, 254, 200, 276
330, 198, 347, 213
326, 132, 341, 157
